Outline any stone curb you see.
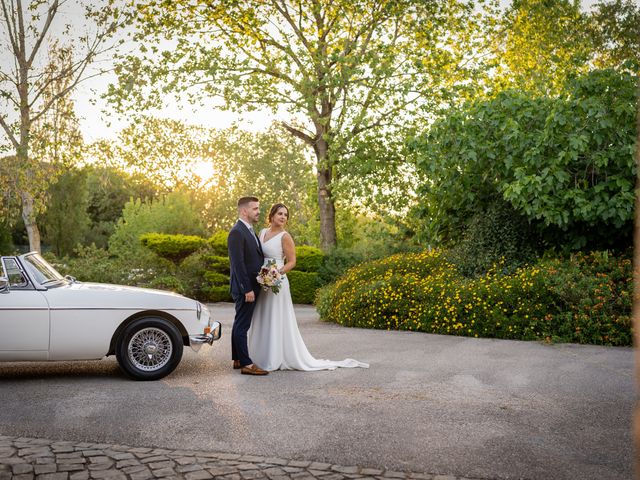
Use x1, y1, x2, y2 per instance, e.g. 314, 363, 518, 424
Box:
0, 435, 500, 480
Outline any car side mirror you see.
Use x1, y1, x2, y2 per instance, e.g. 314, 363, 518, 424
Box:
0, 276, 9, 293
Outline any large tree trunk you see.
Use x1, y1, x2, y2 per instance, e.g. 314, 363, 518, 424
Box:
314, 138, 337, 251
18, 64, 42, 253
317, 167, 337, 251
20, 190, 41, 253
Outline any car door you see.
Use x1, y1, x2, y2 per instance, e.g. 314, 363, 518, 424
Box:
0, 256, 50, 360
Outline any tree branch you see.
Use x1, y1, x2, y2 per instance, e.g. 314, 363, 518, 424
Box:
0, 114, 18, 149
26, 0, 59, 68
281, 121, 315, 145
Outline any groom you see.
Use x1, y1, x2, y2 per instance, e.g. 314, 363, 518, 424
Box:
228, 196, 268, 376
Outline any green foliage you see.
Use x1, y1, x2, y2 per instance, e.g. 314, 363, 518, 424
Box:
445, 201, 541, 277
47, 245, 125, 284
317, 247, 366, 285
316, 249, 632, 346
202, 126, 316, 233
146, 275, 186, 294
206, 255, 230, 275
174, 251, 209, 299
140, 233, 207, 263
40, 168, 90, 257
201, 254, 232, 302
205, 285, 233, 303
412, 69, 637, 251
587, 0, 640, 71
287, 270, 321, 305
535, 250, 633, 345
84, 164, 159, 249
108, 190, 206, 261
492, 0, 592, 95
207, 231, 229, 256
294, 246, 323, 273
0, 219, 15, 255
204, 271, 230, 285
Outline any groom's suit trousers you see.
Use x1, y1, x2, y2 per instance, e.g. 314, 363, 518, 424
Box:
231, 292, 259, 366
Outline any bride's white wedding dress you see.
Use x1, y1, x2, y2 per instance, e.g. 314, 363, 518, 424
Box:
248, 229, 369, 371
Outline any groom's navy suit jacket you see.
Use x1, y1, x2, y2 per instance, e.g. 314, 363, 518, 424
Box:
228, 220, 264, 298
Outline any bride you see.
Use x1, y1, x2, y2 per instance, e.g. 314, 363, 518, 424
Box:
248, 203, 369, 372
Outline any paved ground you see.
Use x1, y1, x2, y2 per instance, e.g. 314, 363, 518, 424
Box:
0, 435, 474, 480
0, 304, 634, 480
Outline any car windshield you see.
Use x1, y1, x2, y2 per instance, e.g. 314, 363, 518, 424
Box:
23, 253, 65, 285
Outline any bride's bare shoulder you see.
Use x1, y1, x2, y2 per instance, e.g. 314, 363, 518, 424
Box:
281, 230, 295, 244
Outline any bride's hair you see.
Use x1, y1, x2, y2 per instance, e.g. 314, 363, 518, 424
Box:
268, 203, 289, 224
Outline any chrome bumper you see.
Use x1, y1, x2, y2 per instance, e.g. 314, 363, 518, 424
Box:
189, 321, 222, 352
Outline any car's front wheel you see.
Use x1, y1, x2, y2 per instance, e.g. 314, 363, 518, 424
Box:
116, 317, 183, 380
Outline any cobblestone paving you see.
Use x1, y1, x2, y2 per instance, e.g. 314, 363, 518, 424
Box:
0, 436, 493, 480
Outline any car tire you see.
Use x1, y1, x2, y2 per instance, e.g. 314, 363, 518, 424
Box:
115, 317, 184, 381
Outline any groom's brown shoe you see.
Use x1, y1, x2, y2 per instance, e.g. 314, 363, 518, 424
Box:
241, 364, 269, 376
233, 360, 241, 369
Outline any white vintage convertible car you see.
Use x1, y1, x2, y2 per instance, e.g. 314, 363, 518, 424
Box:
0, 252, 221, 380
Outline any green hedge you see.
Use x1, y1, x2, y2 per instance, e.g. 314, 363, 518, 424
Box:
295, 246, 323, 272
204, 285, 233, 303
287, 270, 321, 304
201, 253, 231, 302
316, 249, 632, 346
208, 231, 229, 256
140, 233, 207, 262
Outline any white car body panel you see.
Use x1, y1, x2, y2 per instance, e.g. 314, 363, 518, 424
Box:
44, 283, 206, 360
0, 290, 50, 360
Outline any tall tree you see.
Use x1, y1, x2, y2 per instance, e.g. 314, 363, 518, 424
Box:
112, 0, 489, 250
588, 0, 640, 71
0, 0, 127, 252
40, 167, 90, 256
98, 116, 212, 191
200, 124, 315, 234
83, 163, 158, 248
491, 0, 593, 95
30, 43, 85, 169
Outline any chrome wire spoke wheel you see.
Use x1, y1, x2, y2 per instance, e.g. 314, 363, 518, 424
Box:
127, 327, 173, 372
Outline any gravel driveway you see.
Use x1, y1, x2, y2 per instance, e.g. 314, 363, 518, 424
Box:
0, 303, 633, 480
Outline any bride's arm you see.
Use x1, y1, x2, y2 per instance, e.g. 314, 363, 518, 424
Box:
280, 232, 296, 274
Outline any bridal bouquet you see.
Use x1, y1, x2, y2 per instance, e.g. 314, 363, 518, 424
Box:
257, 259, 283, 294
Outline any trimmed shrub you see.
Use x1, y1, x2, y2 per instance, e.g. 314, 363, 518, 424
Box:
206, 255, 230, 274
288, 270, 321, 304
208, 231, 229, 256
316, 249, 632, 346
295, 246, 323, 272
140, 233, 207, 263
201, 254, 232, 302
204, 285, 232, 303
204, 271, 230, 285
317, 247, 365, 285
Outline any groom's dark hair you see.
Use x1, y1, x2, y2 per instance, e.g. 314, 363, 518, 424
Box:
237, 196, 259, 208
